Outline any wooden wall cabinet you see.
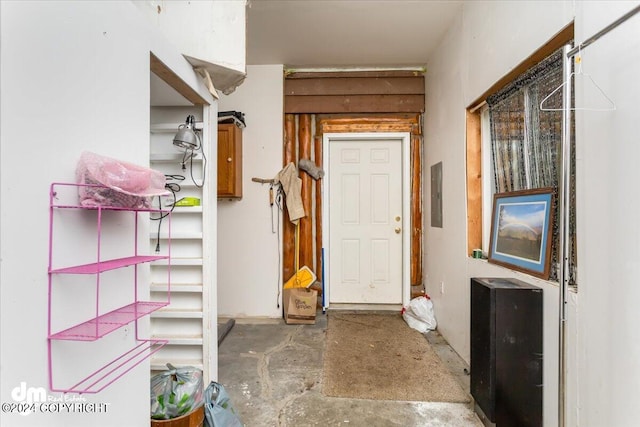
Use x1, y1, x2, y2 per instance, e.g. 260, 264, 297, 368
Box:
217, 123, 243, 198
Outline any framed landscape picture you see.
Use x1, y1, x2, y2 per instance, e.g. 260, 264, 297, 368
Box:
488, 188, 555, 279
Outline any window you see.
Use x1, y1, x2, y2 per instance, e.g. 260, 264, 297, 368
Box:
483, 48, 577, 285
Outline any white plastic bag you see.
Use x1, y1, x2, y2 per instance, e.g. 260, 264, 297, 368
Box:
402, 294, 437, 333
150, 365, 204, 420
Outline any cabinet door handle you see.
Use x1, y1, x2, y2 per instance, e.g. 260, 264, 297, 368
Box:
227, 157, 232, 162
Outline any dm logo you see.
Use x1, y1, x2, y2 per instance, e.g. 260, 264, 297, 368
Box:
11, 382, 47, 416
11, 382, 46, 403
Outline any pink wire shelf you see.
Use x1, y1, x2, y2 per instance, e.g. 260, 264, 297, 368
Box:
49, 182, 170, 213
49, 301, 168, 341
50, 255, 168, 274
49, 338, 168, 394
47, 182, 172, 394
51, 203, 168, 213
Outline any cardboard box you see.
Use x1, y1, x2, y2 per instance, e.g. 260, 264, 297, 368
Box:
283, 287, 318, 324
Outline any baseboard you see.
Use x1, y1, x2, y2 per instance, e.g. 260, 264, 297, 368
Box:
326, 303, 402, 312
218, 316, 282, 325
474, 402, 496, 427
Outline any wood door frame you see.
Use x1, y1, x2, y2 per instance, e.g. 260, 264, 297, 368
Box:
322, 132, 411, 310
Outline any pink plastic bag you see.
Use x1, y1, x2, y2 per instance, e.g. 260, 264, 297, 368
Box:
76, 151, 168, 208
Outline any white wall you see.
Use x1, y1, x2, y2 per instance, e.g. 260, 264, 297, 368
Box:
217, 65, 284, 318
425, 1, 640, 426
461, 0, 575, 103
134, 0, 247, 94
422, 25, 568, 413
423, 1, 574, 426
424, 0, 574, 354
0, 2, 213, 426
133, 0, 246, 73
575, 2, 640, 425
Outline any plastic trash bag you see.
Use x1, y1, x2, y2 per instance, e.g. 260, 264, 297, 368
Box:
402, 294, 437, 333
203, 381, 243, 427
150, 365, 204, 420
76, 151, 168, 208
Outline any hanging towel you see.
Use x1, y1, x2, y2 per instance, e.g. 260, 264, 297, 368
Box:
274, 162, 305, 224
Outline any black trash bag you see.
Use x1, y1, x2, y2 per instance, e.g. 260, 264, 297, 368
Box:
203, 381, 243, 427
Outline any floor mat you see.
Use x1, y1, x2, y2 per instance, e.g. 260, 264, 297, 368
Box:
322, 313, 470, 403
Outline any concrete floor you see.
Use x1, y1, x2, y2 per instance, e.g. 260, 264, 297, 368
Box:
217, 313, 483, 427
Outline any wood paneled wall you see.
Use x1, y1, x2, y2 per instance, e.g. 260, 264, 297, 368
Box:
282, 71, 425, 298
282, 113, 424, 290
285, 71, 425, 114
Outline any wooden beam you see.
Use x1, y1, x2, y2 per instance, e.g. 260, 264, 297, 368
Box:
319, 122, 416, 133
285, 77, 425, 96
317, 114, 420, 134
298, 114, 314, 272
284, 114, 296, 165
318, 113, 421, 123
286, 94, 425, 114
150, 53, 208, 106
286, 70, 424, 79
411, 134, 423, 286
282, 115, 296, 283
466, 110, 483, 256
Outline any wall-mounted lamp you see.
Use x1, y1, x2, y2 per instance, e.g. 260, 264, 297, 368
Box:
173, 115, 199, 150
172, 115, 206, 188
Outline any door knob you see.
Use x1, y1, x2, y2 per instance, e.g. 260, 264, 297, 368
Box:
395, 227, 401, 234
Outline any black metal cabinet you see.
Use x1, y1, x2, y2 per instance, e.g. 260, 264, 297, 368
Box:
470, 277, 543, 427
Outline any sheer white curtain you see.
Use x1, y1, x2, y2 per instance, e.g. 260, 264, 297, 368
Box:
487, 48, 577, 285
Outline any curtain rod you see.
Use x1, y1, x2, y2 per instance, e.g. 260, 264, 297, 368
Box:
567, 4, 640, 58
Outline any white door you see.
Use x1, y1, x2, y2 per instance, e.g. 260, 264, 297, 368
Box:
328, 137, 403, 304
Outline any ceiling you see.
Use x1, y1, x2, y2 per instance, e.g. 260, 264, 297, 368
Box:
151, 1, 463, 106
246, 0, 463, 68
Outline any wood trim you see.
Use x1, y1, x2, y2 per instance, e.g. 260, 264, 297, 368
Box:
286, 70, 425, 79
319, 122, 417, 133
315, 113, 423, 288
314, 135, 323, 284
285, 77, 425, 96
317, 114, 421, 134
467, 22, 574, 109
150, 52, 208, 106
286, 94, 425, 114
410, 134, 423, 286
466, 110, 483, 256
318, 113, 422, 123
